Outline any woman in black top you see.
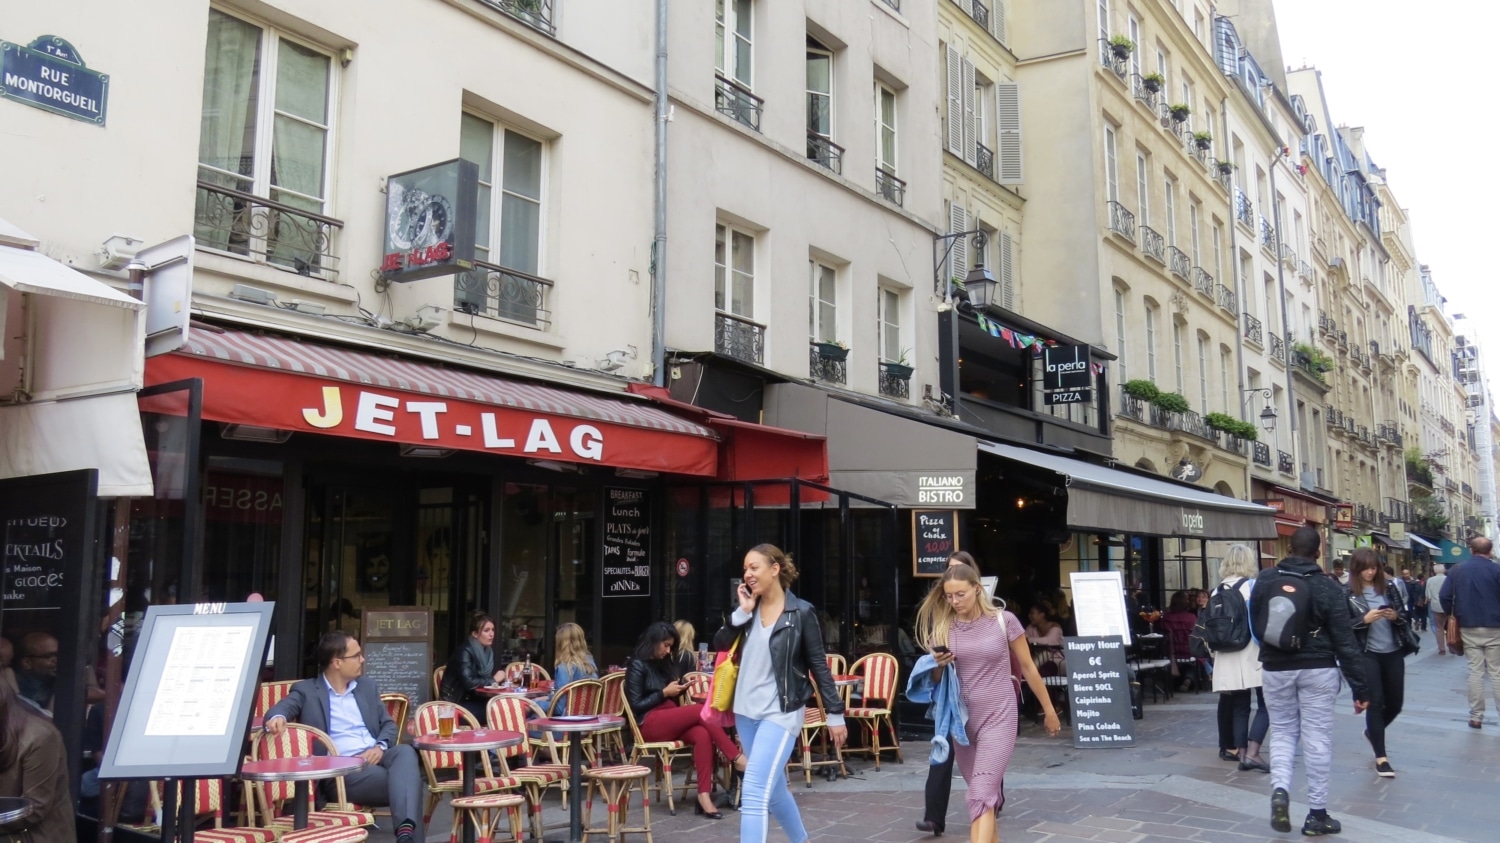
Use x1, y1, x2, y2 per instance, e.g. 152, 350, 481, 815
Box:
439, 611, 504, 721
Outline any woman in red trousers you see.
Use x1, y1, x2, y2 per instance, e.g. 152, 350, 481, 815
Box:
625, 621, 747, 818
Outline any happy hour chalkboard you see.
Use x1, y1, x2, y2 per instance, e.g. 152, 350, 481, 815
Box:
1062, 635, 1136, 748
602, 487, 651, 597
912, 510, 959, 577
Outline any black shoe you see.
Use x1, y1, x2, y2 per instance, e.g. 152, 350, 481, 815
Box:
914, 820, 944, 836
1271, 788, 1291, 833
1302, 812, 1342, 836
1239, 757, 1270, 773
1220, 749, 1240, 762
1375, 760, 1395, 778
694, 802, 724, 820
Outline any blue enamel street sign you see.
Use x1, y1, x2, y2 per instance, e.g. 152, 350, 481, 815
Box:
0, 35, 108, 125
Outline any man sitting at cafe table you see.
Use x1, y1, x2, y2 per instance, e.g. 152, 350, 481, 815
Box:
263, 631, 425, 843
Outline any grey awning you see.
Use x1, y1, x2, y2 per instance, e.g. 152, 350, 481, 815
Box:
979, 441, 1277, 539
1410, 534, 1441, 552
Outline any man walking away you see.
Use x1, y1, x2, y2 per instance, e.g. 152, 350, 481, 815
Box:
1253, 526, 1369, 837
1439, 537, 1500, 728
1426, 564, 1448, 654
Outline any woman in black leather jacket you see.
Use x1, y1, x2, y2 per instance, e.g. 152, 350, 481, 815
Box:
625, 622, 743, 818
440, 611, 504, 721
1346, 548, 1410, 778
712, 544, 845, 843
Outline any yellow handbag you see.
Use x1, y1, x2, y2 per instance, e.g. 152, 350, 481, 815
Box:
710, 637, 741, 712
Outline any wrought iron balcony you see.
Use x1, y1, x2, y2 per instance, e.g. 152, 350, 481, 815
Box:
1252, 441, 1272, 466
1168, 246, 1191, 280
481, 0, 555, 35
1280, 242, 1297, 269
1132, 74, 1161, 110
715, 74, 764, 131
1464, 481, 1475, 498
1386, 498, 1414, 524
1217, 284, 1237, 313
806, 132, 845, 174
1216, 167, 1233, 193
1369, 340, 1381, 359
194, 179, 343, 278
1234, 188, 1254, 227
1243, 312, 1263, 345
875, 168, 906, 206
1343, 416, 1356, 435
1108, 201, 1136, 240
970, 0, 990, 30
1356, 425, 1373, 448
1259, 217, 1276, 251
1318, 310, 1335, 335
1337, 330, 1348, 350
1278, 450, 1295, 475
1118, 389, 1147, 422
1140, 226, 1166, 263
454, 260, 553, 328
1326, 406, 1344, 429
1192, 144, 1211, 167
975, 142, 994, 179
809, 344, 847, 385
1269, 332, 1285, 364
1193, 266, 1215, 297
879, 0, 899, 9
1298, 259, 1314, 282
879, 362, 911, 399
715, 311, 765, 364
1150, 405, 1211, 440
1098, 39, 1129, 81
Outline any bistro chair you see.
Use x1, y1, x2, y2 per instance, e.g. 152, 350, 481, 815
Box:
789, 682, 845, 788
279, 827, 369, 843
580, 763, 654, 843
545, 679, 606, 764
411, 700, 525, 826
487, 695, 572, 840
620, 702, 692, 816
449, 791, 526, 843
252, 680, 297, 720
844, 652, 903, 769
595, 671, 629, 763
504, 662, 553, 684
681, 672, 712, 701
432, 666, 446, 700
248, 724, 374, 833
824, 653, 847, 677
380, 692, 411, 744
119, 779, 279, 843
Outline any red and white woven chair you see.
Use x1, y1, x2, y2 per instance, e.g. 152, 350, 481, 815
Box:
595, 671, 629, 763
580, 764, 654, 843
789, 683, 845, 788
411, 701, 528, 826
119, 779, 278, 843
486, 694, 571, 840
249, 724, 375, 833
449, 791, 526, 843
545, 679, 605, 765
844, 652, 903, 769
621, 702, 694, 816
279, 826, 369, 843
252, 680, 297, 720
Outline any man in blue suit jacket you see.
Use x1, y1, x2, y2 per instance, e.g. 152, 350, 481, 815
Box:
265, 631, 424, 843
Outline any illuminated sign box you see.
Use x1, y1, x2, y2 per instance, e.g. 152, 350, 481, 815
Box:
381, 158, 478, 283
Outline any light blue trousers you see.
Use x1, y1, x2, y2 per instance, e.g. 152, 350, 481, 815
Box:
735, 715, 805, 843
1262, 667, 1341, 809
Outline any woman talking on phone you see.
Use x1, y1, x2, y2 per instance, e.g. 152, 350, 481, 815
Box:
713, 544, 846, 843
914, 563, 1060, 843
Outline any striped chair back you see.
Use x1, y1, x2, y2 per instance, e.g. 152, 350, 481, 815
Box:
824, 654, 847, 676
432, 666, 446, 699
412, 701, 486, 778
485, 695, 546, 765
682, 672, 712, 700
505, 662, 553, 683
597, 670, 627, 717
854, 652, 899, 705
251, 724, 349, 817
253, 680, 297, 719
548, 678, 602, 718
380, 693, 410, 743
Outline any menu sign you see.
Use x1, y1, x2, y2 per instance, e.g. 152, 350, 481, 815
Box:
2, 514, 69, 611
364, 607, 433, 707
1063, 636, 1136, 748
912, 510, 959, 577
602, 488, 651, 597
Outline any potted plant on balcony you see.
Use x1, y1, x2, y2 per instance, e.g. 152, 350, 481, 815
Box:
1151, 391, 1191, 414
1142, 72, 1164, 92
814, 339, 849, 361
1192, 131, 1213, 150
1206, 412, 1259, 442
883, 349, 914, 380
1109, 35, 1135, 60
1168, 103, 1192, 123
1215, 160, 1235, 176
1123, 379, 1160, 401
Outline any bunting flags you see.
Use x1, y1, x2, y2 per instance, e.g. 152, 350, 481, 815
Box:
967, 315, 1109, 378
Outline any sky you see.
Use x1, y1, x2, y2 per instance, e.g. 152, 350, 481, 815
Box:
1271, 0, 1498, 367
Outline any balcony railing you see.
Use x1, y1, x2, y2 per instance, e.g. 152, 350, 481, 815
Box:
1192, 266, 1215, 297
1107, 200, 1136, 240
1278, 450, 1294, 475
194, 179, 343, 278
1326, 406, 1344, 429
1269, 332, 1285, 364
1337, 330, 1348, 351
1252, 441, 1272, 466
1168, 246, 1191, 280
879, 0, 899, 9
1151, 405, 1211, 440
1192, 144, 1211, 167
1386, 498, 1414, 525
454, 260, 553, 328
975, 142, 994, 179
1132, 74, 1161, 110
1216, 166, 1233, 193
715, 74, 764, 131
1343, 416, 1356, 435
1140, 226, 1166, 263
1118, 389, 1147, 422
879, 362, 911, 399
1259, 217, 1276, 251
1280, 242, 1297, 269
1234, 188, 1254, 227
481, 0, 555, 35
1217, 284, 1237, 313
1464, 481, 1475, 498
715, 311, 765, 364
809, 345, 847, 385
970, 0, 990, 30
1298, 259, 1314, 282
1243, 312, 1263, 345
1098, 39, 1128, 81
875, 168, 906, 206
806, 132, 845, 174
1318, 310, 1335, 336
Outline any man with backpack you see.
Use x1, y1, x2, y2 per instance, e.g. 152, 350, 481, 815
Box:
1252, 526, 1369, 837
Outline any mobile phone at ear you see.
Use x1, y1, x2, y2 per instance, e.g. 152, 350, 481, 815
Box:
931, 646, 950, 654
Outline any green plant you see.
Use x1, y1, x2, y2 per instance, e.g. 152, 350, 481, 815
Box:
1192, 131, 1213, 148
896, 348, 912, 366
1142, 72, 1164, 90
1215, 160, 1235, 174
1109, 34, 1136, 55
1168, 103, 1192, 121
1204, 412, 1258, 441
1123, 379, 1160, 401
1152, 392, 1191, 414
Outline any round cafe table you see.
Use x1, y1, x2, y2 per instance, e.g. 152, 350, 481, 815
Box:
476, 684, 551, 700
239, 756, 366, 830
531, 715, 624, 843
412, 729, 523, 843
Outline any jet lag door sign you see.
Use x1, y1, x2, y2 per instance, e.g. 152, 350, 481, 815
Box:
1043, 344, 1092, 406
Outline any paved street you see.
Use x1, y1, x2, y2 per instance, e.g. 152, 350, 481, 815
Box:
404, 647, 1492, 842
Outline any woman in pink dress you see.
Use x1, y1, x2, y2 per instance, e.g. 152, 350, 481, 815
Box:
916, 563, 1060, 843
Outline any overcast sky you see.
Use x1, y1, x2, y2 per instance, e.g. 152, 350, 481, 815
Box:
1272, 1, 1497, 368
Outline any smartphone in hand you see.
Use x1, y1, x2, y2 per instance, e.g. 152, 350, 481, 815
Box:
931, 646, 950, 654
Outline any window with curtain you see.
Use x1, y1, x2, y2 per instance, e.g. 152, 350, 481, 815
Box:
1136, 153, 1150, 225
1197, 335, 1210, 413
876, 84, 898, 174
1114, 288, 1128, 384
457, 112, 545, 324
1164, 178, 1177, 246
1145, 304, 1158, 381
716, 0, 753, 86
715, 224, 755, 318
1104, 126, 1119, 202
809, 260, 837, 343
196, 8, 333, 273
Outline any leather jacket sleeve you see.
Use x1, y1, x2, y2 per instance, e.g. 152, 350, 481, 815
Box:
797, 608, 844, 716
459, 645, 492, 692
624, 659, 666, 719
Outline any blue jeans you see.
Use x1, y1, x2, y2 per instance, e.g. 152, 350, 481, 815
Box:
735, 715, 805, 843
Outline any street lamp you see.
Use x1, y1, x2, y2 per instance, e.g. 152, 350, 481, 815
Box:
934, 228, 995, 420
1241, 387, 1277, 433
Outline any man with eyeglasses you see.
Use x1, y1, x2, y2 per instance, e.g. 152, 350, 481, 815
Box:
16, 632, 60, 712
264, 631, 424, 843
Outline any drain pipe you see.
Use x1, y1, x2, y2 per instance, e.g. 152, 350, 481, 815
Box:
650, 0, 669, 387
1223, 98, 1252, 501
1269, 152, 1300, 486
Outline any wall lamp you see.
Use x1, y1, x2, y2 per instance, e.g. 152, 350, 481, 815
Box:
934, 229, 998, 311
1241, 387, 1278, 433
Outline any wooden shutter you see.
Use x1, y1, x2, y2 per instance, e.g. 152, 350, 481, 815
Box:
996, 81, 1023, 184
1000, 230, 1016, 311
945, 43, 963, 156
992, 0, 1009, 45
949, 202, 968, 284
958, 0, 974, 14
962, 58, 977, 166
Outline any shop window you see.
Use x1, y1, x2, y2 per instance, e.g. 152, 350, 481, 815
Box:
201, 457, 284, 604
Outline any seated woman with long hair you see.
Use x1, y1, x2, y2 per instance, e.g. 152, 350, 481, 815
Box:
550, 622, 598, 708
439, 611, 505, 722
625, 621, 745, 818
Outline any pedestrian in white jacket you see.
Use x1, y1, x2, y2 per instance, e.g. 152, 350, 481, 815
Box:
1212, 544, 1270, 771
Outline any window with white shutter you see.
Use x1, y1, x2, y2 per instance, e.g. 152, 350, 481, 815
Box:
995, 82, 1022, 184
999, 230, 1016, 310
961, 58, 977, 166
948, 202, 968, 285
945, 43, 963, 157
992, 0, 1009, 45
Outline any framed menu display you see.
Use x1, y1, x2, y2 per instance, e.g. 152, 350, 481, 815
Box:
97, 601, 274, 780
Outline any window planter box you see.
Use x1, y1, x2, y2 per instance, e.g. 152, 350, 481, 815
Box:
814, 341, 849, 361
882, 362, 914, 379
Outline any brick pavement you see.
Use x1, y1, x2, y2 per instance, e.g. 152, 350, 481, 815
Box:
394, 649, 1488, 842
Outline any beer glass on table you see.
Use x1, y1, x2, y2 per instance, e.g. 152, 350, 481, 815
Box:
437, 704, 456, 739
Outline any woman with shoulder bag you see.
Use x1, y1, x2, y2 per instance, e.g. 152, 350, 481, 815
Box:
1211, 545, 1269, 771
1347, 547, 1414, 777
712, 544, 845, 843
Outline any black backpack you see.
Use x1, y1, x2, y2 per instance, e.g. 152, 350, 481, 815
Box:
1250, 567, 1320, 652
1190, 578, 1251, 658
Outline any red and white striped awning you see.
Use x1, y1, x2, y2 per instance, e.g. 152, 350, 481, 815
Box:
146, 326, 720, 476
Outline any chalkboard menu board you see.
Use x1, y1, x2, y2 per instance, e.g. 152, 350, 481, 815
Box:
2, 514, 71, 611
912, 510, 959, 577
363, 606, 433, 707
602, 487, 651, 597
1062, 635, 1136, 749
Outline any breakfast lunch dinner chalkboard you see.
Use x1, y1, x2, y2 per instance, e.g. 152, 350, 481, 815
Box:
1062, 635, 1136, 749
363, 606, 433, 707
912, 510, 959, 577
602, 487, 651, 597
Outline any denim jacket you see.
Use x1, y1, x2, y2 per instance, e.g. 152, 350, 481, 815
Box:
904, 653, 969, 763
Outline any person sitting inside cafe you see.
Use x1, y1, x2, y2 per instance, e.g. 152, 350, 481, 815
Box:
15, 633, 59, 714
264, 632, 424, 843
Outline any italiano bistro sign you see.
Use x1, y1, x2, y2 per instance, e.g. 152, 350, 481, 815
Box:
1, 36, 108, 125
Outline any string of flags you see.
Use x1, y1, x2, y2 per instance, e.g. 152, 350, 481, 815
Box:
976, 314, 1108, 376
